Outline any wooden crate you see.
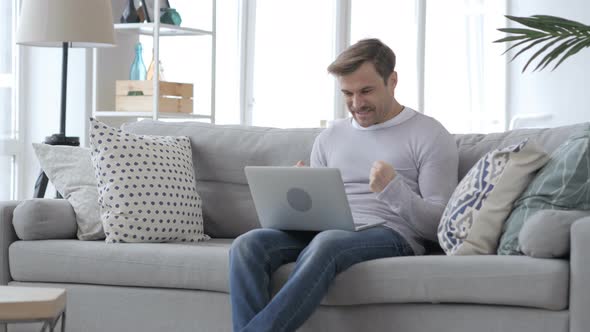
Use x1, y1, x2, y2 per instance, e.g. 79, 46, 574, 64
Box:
115, 80, 193, 114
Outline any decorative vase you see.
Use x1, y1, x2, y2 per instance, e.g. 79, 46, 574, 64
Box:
136, 4, 146, 23
160, 8, 182, 26
129, 42, 147, 80
120, 0, 140, 23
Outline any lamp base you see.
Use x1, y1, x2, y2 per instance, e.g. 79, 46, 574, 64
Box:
33, 134, 80, 198
42, 133, 80, 146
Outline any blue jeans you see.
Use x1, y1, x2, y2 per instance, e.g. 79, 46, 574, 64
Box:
228, 226, 414, 332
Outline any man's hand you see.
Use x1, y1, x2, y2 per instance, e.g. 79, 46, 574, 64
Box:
369, 161, 397, 193
295, 160, 306, 167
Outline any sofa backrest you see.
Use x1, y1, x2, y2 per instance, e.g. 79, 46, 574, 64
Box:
123, 120, 322, 238
455, 122, 588, 180
123, 120, 589, 238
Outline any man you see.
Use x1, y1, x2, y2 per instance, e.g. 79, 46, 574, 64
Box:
229, 38, 459, 332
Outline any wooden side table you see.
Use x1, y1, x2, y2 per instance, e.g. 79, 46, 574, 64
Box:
0, 286, 66, 332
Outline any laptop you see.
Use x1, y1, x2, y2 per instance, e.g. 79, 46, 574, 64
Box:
244, 166, 386, 232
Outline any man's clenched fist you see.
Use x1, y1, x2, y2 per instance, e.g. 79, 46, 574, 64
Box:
369, 161, 396, 193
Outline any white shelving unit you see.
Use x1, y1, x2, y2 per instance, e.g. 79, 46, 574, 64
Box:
92, 1, 216, 124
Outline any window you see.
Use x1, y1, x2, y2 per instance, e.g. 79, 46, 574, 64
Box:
350, 0, 420, 111
248, 0, 336, 128
0, 0, 18, 200
424, 0, 506, 134
240, 0, 505, 132
141, 1, 506, 132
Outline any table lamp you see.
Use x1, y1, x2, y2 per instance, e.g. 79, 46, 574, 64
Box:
16, 0, 115, 197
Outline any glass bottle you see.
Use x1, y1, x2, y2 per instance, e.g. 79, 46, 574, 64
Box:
158, 61, 166, 81
146, 55, 155, 80
146, 50, 166, 81
129, 42, 146, 80
120, 0, 140, 23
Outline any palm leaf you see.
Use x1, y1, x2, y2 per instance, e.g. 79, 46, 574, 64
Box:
497, 28, 542, 35
496, 15, 590, 72
502, 37, 544, 55
535, 38, 579, 71
509, 36, 552, 61
505, 16, 558, 33
552, 38, 590, 69
532, 15, 589, 28
522, 36, 566, 72
494, 35, 532, 43
516, 15, 586, 31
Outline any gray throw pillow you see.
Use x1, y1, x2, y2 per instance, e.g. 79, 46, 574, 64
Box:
519, 209, 590, 258
32, 143, 104, 240
498, 126, 590, 255
13, 199, 77, 240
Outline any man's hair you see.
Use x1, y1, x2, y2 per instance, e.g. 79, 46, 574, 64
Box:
327, 38, 396, 85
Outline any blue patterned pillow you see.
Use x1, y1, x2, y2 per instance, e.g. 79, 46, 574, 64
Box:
498, 126, 590, 255
438, 139, 549, 255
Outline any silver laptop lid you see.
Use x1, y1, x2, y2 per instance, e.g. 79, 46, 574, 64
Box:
244, 166, 356, 231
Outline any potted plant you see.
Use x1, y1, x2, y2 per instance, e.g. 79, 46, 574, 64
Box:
495, 15, 590, 72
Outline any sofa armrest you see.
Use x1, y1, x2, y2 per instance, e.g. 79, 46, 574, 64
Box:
0, 201, 19, 285
570, 216, 590, 332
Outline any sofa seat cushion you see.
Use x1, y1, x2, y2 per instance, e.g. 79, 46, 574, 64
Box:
9, 240, 568, 310
273, 255, 568, 311
9, 239, 233, 293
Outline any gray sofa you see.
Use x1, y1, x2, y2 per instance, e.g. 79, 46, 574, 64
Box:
2, 120, 590, 332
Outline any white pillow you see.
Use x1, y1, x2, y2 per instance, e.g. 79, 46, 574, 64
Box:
89, 118, 209, 243
32, 143, 104, 240
437, 139, 549, 255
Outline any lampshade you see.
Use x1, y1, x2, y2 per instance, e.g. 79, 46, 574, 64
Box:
16, 0, 116, 48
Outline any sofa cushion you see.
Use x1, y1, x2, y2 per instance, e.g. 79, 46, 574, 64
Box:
32, 143, 104, 240
122, 120, 322, 238
438, 139, 549, 255
9, 239, 233, 293
498, 126, 590, 255
9, 240, 568, 310
90, 118, 209, 243
12, 199, 77, 240
274, 256, 568, 310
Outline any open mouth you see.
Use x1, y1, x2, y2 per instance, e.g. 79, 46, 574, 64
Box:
354, 109, 373, 116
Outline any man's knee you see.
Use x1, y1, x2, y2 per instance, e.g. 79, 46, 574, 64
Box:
230, 228, 282, 259
310, 230, 350, 249
300, 230, 350, 261
231, 229, 263, 255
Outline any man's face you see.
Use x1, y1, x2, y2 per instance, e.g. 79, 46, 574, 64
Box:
339, 62, 397, 128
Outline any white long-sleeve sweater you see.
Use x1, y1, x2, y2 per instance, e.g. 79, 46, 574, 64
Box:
310, 107, 459, 254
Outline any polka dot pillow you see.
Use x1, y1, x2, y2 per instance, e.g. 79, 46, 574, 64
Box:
89, 118, 209, 243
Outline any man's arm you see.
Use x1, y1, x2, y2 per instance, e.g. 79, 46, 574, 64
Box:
374, 130, 458, 242
310, 132, 327, 168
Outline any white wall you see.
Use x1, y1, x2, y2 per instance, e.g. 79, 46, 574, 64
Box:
506, 0, 590, 129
